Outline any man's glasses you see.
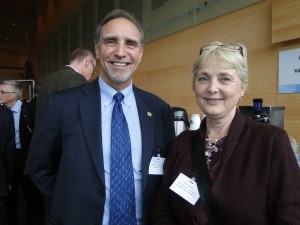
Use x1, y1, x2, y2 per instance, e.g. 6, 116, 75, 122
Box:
0, 90, 15, 95
200, 43, 244, 57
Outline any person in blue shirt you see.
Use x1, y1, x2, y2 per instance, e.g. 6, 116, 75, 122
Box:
29, 9, 175, 225
0, 80, 45, 225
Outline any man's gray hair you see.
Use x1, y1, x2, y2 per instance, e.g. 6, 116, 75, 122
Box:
0, 80, 22, 99
94, 9, 144, 46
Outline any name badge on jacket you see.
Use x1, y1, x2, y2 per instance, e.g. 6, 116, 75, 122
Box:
149, 156, 165, 175
170, 173, 200, 205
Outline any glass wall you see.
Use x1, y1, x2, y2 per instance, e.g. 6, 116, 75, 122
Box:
37, 0, 261, 78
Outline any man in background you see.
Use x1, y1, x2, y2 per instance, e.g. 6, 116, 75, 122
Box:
29, 9, 175, 225
35, 47, 96, 122
0, 105, 15, 225
0, 80, 44, 225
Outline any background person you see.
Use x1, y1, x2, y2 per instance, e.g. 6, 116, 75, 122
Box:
35, 47, 96, 122
0, 80, 45, 225
0, 105, 15, 225
29, 9, 175, 225
151, 41, 300, 225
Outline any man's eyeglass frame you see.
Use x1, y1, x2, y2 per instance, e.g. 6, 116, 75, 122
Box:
0, 90, 15, 95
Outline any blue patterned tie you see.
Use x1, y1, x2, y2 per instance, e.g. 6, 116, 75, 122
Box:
110, 93, 137, 225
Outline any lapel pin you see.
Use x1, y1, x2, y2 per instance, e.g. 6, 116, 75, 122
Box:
147, 112, 152, 117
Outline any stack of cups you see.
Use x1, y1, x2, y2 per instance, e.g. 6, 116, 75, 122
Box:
189, 114, 201, 130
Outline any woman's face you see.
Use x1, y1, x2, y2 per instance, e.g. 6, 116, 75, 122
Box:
194, 57, 246, 120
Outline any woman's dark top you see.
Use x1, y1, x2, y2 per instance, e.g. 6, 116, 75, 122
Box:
152, 110, 300, 225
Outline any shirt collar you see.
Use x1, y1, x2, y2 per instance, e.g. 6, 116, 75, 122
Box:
99, 76, 134, 108
66, 65, 79, 73
11, 99, 22, 113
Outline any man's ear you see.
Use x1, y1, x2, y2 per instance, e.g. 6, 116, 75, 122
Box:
85, 59, 89, 69
138, 48, 143, 63
95, 44, 100, 59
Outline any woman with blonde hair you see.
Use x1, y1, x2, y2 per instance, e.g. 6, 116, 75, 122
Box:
152, 41, 300, 225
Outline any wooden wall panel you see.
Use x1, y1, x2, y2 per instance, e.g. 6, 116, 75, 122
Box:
272, 0, 300, 43
135, 0, 300, 142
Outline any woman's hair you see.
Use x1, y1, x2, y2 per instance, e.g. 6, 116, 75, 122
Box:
94, 9, 144, 47
192, 41, 248, 90
0, 80, 22, 99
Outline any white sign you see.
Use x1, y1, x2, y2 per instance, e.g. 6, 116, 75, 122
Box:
279, 48, 300, 93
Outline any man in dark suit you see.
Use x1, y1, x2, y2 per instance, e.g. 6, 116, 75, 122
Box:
35, 47, 96, 122
29, 9, 175, 225
29, 48, 96, 221
0, 106, 15, 225
0, 80, 44, 225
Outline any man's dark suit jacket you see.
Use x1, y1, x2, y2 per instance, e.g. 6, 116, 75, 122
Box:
29, 78, 175, 225
0, 106, 15, 197
19, 102, 34, 152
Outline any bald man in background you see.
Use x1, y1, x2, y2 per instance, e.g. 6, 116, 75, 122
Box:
35, 47, 96, 123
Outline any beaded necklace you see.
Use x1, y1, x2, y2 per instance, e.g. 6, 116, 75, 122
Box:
205, 136, 220, 169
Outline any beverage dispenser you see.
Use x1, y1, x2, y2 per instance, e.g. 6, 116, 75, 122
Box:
239, 98, 285, 128
172, 107, 189, 136
239, 99, 300, 167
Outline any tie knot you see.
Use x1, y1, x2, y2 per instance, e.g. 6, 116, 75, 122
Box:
113, 92, 124, 104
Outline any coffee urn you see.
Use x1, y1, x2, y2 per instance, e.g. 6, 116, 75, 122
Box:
172, 107, 189, 136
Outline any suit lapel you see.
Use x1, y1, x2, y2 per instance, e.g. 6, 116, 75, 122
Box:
76, 83, 156, 189
134, 87, 154, 190
78, 80, 105, 185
